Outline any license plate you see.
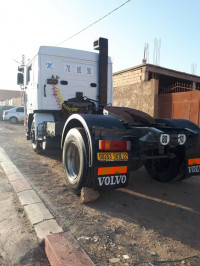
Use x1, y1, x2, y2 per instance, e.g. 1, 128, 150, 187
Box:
97, 152, 128, 161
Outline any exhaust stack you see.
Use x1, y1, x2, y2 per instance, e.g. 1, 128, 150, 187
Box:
94, 37, 108, 107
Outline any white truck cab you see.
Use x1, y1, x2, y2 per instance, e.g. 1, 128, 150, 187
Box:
24, 45, 113, 113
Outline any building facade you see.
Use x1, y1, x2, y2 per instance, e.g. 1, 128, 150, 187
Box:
0, 90, 24, 106
113, 63, 200, 125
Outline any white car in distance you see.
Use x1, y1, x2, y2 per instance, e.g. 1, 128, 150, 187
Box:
3, 107, 26, 124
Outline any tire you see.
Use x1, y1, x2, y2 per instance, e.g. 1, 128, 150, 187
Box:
32, 140, 44, 154
31, 128, 45, 154
9, 117, 18, 124
144, 152, 186, 182
62, 128, 91, 195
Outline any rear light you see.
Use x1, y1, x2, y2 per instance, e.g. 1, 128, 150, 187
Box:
4, 111, 8, 115
99, 140, 131, 151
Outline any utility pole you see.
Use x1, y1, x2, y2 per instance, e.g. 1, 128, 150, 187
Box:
21, 54, 25, 66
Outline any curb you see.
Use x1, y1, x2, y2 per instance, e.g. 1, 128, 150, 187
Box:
45, 232, 94, 266
0, 147, 94, 266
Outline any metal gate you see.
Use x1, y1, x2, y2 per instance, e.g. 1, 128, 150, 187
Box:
158, 83, 200, 127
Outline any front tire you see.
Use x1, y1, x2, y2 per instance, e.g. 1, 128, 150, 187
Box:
144, 152, 186, 182
32, 140, 44, 154
31, 127, 45, 154
63, 128, 90, 195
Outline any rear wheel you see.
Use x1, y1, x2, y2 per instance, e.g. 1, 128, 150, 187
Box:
63, 128, 91, 194
9, 116, 18, 124
144, 152, 186, 182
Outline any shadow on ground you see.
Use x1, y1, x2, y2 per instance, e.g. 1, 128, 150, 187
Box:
88, 167, 200, 251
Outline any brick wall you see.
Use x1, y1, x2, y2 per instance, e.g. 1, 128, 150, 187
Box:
113, 66, 158, 117
113, 67, 146, 87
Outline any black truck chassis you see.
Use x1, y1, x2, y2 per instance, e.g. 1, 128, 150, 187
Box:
29, 106, 200, 195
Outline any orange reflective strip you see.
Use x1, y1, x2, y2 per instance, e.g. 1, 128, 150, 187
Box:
98, 166, 127, 176
188, 158, 200, 165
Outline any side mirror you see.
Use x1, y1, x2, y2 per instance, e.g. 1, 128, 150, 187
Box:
17, 73, 24, 85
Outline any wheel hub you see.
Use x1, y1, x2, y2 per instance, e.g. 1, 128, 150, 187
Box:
66, 142, 80, 181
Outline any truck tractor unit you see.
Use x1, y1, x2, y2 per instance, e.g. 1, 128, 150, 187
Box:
17, 38, 200, 194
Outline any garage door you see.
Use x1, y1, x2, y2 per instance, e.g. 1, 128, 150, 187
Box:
158, 90, 200, 127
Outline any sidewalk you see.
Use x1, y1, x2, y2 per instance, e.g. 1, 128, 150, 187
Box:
0, 164, 49, 266
0, 146, 95, 266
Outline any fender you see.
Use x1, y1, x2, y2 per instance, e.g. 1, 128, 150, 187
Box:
61, 114, 126, 167
155, 118, 200, 132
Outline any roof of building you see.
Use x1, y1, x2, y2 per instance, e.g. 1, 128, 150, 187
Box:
114, 63, 200, 83
0, 90, 23, 101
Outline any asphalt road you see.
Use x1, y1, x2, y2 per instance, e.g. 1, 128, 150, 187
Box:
1, 121, 200, 265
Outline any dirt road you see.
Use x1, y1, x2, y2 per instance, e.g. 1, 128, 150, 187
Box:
0, 121, 200, 265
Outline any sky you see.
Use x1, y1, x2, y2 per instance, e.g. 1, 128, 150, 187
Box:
1, 0, 200, 91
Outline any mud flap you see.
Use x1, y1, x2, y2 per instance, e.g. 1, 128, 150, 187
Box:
186, 142, 200, 177
93, 165, 129, 190
187, 158, 200, 176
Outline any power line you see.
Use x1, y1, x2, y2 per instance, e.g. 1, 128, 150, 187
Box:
56, 0, 132, 46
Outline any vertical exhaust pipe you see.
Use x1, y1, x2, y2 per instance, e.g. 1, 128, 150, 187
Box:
94, 37, 108, 107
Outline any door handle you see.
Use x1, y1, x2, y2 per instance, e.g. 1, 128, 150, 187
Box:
44, 84, 46, 97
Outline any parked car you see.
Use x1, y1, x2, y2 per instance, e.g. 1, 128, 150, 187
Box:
0, 105, 14, 120
3, 106, 26, 124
